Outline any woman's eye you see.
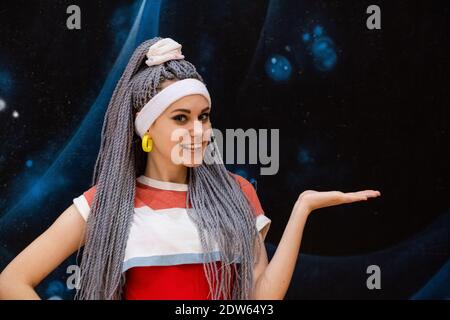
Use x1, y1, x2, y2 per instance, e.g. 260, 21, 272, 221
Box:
172, 114, 188, 122
199, 113, 210, 122
172, 113, 209, 123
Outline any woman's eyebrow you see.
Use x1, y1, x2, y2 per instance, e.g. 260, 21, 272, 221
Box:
171, 106, 210, 114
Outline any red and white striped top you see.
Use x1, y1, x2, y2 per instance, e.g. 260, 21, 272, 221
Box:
72, 173, 271, 300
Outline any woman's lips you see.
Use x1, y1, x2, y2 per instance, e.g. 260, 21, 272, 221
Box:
180, 143, 203, 150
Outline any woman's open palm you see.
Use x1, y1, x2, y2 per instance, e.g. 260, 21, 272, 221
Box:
296, 189, 381, 213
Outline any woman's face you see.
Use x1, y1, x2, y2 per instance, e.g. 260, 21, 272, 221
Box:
138, 79, 212, 168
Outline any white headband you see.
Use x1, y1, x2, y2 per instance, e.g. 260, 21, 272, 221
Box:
134, 78, 212, 138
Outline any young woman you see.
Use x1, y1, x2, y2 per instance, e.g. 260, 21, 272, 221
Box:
0, 37, 380, 300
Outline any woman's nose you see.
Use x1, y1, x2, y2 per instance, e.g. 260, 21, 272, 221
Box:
187, 119, 205, 133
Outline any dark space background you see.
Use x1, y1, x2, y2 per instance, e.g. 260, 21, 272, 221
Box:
0, 0, 449, 299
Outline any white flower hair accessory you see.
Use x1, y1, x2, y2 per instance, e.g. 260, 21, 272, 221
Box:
145, 38, 185, 67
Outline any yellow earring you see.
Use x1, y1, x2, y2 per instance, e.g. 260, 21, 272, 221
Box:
142, 133, 153, 152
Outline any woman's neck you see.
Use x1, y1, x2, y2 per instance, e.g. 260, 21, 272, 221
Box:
144, 154, 188, 184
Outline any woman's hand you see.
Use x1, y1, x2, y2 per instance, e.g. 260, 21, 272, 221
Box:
252, 188, 381, 299
294, 189, 381, 216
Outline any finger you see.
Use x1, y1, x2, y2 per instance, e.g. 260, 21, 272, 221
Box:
345, 192, 368, 199
348, 190, 381, 198
362, 190, 381, 198
343, 191, 381, 204
341, 194, 368, 203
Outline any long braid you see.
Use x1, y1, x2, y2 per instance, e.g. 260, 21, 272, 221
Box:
75, 39, 156, 299
188, 140, 262, 299
75, 37, 263, 300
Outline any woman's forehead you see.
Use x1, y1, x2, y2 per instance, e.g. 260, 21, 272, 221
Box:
166, 94, 210, 112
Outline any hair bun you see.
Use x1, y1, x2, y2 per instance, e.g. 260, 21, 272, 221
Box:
145, 38, 185, 67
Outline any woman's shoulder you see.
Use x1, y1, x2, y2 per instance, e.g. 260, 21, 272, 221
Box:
228, 171, 264, 216
229, 171, 252, 188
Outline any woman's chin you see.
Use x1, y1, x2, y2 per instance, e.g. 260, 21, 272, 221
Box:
179, 146, 208, 167
183, 154, 205, 167
183, 162, 203, 168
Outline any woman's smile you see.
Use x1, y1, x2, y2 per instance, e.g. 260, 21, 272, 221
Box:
179, 142, 203, 150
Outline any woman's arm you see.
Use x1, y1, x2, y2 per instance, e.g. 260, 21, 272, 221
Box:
250, 205, 308, 300
251, 189, 381, 300
0, 204, 87, 300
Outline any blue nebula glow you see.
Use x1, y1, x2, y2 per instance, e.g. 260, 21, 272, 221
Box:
313, 25, 324, 37
25, 159, 33, 168
45, 280, 65, 297
0, 0, 157, 228
297, 148, 314, 165
29, 180, 45, 199
0, 70, 13, 94
17, 173, 70, 203
110, 1, 141, 53
311, 36, 337, 71
411, 258, 450, 299
301, 25, 338, 72
265, 54, 292, 82
302, 33, 311, 42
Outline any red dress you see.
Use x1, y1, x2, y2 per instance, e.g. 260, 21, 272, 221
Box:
73, 173, 271, 300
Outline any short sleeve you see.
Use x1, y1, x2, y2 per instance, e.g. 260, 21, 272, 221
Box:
232, 173, 271, 241
72, 185, 97, 221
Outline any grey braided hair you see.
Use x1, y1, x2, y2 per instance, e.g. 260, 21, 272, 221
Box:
74, 37, 264, 300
